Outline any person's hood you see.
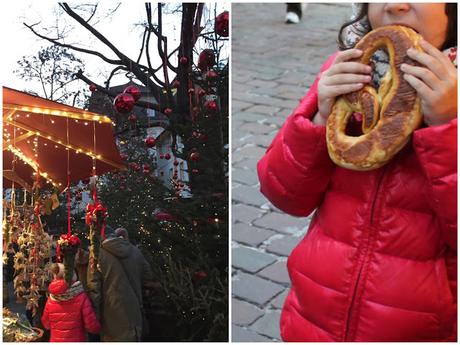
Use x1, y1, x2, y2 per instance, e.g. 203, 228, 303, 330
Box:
102, 237, 132, 259
48, 279, 68, 295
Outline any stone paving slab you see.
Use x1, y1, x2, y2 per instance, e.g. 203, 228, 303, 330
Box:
232, 246, 277, 273
233, 272, 285, 307
231, 3, 351, 341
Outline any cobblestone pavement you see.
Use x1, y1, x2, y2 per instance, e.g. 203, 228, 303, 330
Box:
231, 3, 351, 342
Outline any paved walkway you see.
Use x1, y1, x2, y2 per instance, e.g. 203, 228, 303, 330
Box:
231, 3, 351, 342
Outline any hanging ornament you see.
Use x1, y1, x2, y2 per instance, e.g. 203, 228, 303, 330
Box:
159, 154, 165, 159
190, 152, 200, 162
204, 100, 218, 113
188, 88, 195, 95
173, 160, 179, 166
143, 164, 150, 174
114, 93, 135, 114
89, 84, 97, 92
215, 11, 229, 37
164, 108, 173, 116
123, 85, 141, 101
145, 137, 156, 148
180, 57, 188, 65
128, 114, 137, 123
206, 70, 218, 80
198, 89, 207, 98
198, 49, 216, 72
164, 153, 171, 160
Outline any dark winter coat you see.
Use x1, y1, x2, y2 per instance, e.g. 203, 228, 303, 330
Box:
87, 237, 153, 341
257, 53, 457, 341
41, 279, 101, 342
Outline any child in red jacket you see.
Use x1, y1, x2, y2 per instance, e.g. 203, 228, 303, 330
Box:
258, 3, 457, 342
41, 263, 100, 342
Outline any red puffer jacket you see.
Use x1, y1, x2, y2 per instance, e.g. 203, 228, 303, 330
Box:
257, 53, 457, 341
42, 279, 101, 342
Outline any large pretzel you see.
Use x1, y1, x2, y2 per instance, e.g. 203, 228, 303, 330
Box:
326, 25, 424, 171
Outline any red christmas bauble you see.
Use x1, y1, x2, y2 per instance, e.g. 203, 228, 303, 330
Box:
190, 152, 200, 161
129, 162, 140, 171
123, 85, 141, 102
128, 114, 137, 123
160, 154, 165, 159
206, 70, 218, 80
172, 80, 181, 88
143, 164, 150, 174
198, 49, 216, 72
145, 137, 156, 148
180, 57, 188, 65
215, 11, 229, 37
173, 160, 179, 166
204, 100, 218, 112
164, 153, 171, 160
114, 93, 135, 114
198, 89, 207, 98
89, 84, 97, 92
164, 108, 173, 116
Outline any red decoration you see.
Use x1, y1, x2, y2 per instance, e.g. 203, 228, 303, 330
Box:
154, 211, 175, 222
164, 153, 171, 160
123, 85, 141, 101
145, 137, 156, 148
215, 11, 229, 37
200, 134, 209, 142
120, 153, 128, 160
192, 169, 199, 174
143, 164, 150, 174
159, 154, 165, 159
193, 270, 208, 281
190, 152, 200, 162
198, 49, 216, 72
114, 93, 135, 114
206, 70, 218, 80
164, 108, 173, 116
89, 84, 97, 92
172, 80, 180, 88
198, 89, 207, 98
204, 100, 218, 112
173, 160, 179, 166
188, 88, 195, 94
129, 162, 140, 171
128, 114, 137, 123
180, 57, 188, 65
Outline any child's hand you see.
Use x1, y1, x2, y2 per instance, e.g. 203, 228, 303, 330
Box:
316, 49, 372, 124
402, 39, 457, 127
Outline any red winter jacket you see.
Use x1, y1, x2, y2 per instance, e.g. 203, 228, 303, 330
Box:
42, 279, 101, 342
257, 53, 457, 341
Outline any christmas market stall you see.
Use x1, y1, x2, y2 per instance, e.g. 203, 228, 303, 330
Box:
2, 86, 125, 340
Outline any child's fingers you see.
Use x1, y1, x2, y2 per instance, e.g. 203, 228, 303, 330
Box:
334, 49, 363, 64
407, 46, 449, 80
403, 73, 432, 100
324, 83, 364, 98
327, 62, 372, 76
325, 73, 371, 86
400, 64, 438, 90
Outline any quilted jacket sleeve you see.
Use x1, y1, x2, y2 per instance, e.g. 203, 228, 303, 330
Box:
81, 293, 101, 334
41, 300, 51, 330
257, 53, 338, 217
412, 118, 457, 250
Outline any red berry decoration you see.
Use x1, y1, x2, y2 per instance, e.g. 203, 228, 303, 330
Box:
143, 164, 150, 174
145, 137, 156, 148
164, 153, 171, 160
114, 93, 135, 114
123, 85, 141, 101
206, 70, 218, 80
204, 100, 218, 112
128, 114, 137, 123
129, 162, 140, 171
160, 154, 165, 159
198, 89, 207, 98
180, 57, 188, 65
164, 108, 173, 116
89, 84, 97, 92
215, 11, 229, 37
198, 49, 216, 72
190, 152, 200, 162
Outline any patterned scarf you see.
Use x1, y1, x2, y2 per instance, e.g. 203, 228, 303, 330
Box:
50, 281, 84, 302
343, 4, 457, 87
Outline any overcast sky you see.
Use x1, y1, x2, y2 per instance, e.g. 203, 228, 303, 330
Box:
1, 2, 228, 101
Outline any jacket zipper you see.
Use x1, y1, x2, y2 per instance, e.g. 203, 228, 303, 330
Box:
343, 166, 388, 341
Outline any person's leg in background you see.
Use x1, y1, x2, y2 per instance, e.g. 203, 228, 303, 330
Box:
285, 3, 308, 24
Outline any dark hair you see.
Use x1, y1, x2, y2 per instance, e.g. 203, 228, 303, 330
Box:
338, 3, 457, 51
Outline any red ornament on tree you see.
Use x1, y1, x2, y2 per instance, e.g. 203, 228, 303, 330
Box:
206, 70, 218, 80
160, 154, 165, 159
120, 153, 128, 160
114, 93, 135, 114
164, 108, 173, 116
172, 80, 181, 88
190, 152, 200, 162
123, 85, 141, 101
192, 169, 199, 174
129, 162, 140, 171
143, 164, 150, 174
204, 100, 218, 113
180, 57, 188, 65
128, 114, 137, 123
89, 84, 97, 92
154, 211, 175, 222
173, 160, 179, 166
164, 153, 171, 160
198, 49, 216, 72
188, 88, 195, 95
215, 11, 229, 37
145, 137, 156, 148
198, 89, 207, 98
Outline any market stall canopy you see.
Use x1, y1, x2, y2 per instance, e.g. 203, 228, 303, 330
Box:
3, 87, 126, 190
